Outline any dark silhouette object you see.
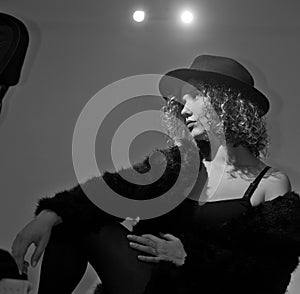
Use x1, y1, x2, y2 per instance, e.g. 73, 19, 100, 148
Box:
0, 13, 29, 113
0, 248, 27, 280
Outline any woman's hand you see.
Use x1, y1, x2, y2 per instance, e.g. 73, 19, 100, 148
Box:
127, 232, 187, 266
11, 210, 62, 274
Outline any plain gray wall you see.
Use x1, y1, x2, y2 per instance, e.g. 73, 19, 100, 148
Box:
0, 0, 300, 293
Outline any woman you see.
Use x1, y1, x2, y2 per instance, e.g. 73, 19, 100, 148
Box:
127, 55, 298, 294
11, 55, 300, 294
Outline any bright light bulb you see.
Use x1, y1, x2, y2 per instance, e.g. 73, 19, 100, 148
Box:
133, 10, 145, 22
181, 11, 193, 24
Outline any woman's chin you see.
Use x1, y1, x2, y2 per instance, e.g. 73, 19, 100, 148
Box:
192, 130, 208, 142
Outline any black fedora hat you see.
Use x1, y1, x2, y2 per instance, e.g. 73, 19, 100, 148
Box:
159, 54, 269, 116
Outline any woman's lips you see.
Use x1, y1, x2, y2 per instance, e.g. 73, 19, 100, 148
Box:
186, 121, 196, 130
186, 121, 196, 126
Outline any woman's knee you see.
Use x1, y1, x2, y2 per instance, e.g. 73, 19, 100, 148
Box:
84, 222, 154, 294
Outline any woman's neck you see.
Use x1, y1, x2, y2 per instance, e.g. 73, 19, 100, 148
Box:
203, 142, 261, 169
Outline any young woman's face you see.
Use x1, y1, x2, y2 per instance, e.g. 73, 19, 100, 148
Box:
179, 84, 210, 141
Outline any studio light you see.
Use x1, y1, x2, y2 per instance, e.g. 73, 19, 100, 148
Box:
133, 10, 145, 22
180, 10, 194, 24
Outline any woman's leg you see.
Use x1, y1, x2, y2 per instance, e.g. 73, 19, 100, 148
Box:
38, 222, 158, 294
84, 222, 154, 294
38, 224, 88, 294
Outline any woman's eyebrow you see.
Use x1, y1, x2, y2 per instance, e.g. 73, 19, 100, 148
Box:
175, 96, 186, 105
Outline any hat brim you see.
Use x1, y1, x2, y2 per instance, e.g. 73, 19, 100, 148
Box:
159, 68, 269, 116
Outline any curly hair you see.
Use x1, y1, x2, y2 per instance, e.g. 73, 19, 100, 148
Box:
160, 79, 269, 158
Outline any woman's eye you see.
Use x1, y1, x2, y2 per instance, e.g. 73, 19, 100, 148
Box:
168, 98, 183, 107
173, 102, 184, 111
192, 92, 201, 100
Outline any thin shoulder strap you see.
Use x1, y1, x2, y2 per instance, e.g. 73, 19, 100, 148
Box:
243, 166, 271, 200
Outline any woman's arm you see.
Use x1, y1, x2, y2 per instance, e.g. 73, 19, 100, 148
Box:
33, 145, 180, 229
34, 178, 122, 232
11, 210, 62, 274
11, 146, 176, 272
11, 141, 198, 275
11, 178, 123, 275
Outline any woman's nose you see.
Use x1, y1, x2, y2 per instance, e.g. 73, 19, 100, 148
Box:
181, 103, 192, 118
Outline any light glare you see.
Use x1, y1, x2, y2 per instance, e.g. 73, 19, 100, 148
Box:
133, 10, 145, 22
181, 10, 193, 24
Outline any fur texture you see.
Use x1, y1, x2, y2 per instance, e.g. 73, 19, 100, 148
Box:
35, 140, 300, 294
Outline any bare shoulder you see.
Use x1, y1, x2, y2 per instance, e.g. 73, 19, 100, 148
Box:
263, 167, 291, 202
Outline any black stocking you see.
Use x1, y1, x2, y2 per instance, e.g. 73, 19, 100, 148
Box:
38, 222, 154, 294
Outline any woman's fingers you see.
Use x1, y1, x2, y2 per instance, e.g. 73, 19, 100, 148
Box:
31, 239, 46, 267
141, 234, 163, 243
127, 234, 156, 247
31, 229, 51, 267
129, 242, 156, 255
137, 255, 161, 263
159, 232, 178, 241
128, 233, 186, 266
11, 234, 31, 274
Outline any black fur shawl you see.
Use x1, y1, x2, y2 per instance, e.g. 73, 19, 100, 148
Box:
35, 138, 202, 231
35, 139, 300, 294
174, 191, 300, 294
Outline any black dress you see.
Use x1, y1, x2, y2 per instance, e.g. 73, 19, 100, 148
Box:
181, 166, 271, 229
143, 166, 278, 294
